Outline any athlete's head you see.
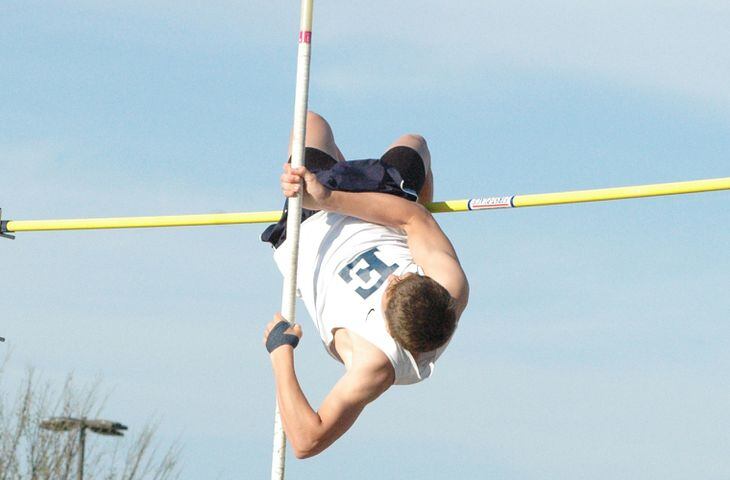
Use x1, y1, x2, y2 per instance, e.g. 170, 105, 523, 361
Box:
382, 273, 456, 353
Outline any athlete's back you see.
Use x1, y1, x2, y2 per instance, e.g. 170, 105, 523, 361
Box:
274, 211, 448, 384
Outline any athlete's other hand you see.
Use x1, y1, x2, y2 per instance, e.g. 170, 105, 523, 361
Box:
263, 313, 303, 355
281, 164, 331, 210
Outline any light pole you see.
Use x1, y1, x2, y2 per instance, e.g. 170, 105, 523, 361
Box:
40, 416, 127, 480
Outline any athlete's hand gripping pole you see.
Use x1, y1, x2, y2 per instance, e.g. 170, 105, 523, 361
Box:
272, 1, 314, 479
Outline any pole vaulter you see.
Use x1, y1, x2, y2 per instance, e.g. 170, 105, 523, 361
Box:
2, 177, 729, 236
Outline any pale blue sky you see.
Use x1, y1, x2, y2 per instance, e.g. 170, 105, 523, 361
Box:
2, 1, 729, 478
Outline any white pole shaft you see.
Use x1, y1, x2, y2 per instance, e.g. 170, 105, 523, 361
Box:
272, 1, 314, 479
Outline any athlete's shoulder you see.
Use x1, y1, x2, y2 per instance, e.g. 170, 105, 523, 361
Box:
349, 331, 395, 387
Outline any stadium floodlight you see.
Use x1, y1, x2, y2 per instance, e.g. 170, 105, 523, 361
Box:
40, 416, 127, 480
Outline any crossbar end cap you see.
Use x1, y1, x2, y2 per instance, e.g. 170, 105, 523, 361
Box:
0, 208, 15, 240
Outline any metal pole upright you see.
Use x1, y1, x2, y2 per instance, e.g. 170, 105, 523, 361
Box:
78, 420, 86, 480
271, 1, 314, 479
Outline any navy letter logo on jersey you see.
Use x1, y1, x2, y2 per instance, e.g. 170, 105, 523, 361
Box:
338, 247, 399, 299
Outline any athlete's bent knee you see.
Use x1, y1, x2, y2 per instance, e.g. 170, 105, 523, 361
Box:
400, 133, 427, 149
306, 111, 329, 129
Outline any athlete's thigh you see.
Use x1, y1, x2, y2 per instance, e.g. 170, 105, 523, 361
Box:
289, 111, 346, 162
384, 134, 433, 204
385, 134, 431, 172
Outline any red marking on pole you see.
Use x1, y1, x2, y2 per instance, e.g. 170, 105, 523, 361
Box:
299, 31, 312, 44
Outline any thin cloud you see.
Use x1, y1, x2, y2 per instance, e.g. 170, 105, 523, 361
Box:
36, 1, 730, 106
314, 1, 730, 107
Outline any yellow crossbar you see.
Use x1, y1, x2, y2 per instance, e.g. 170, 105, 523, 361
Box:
513, 176, 730, 208
3, 176, 729, 234
4, 211, 284, 233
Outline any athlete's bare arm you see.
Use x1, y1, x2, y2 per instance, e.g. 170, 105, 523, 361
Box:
281, 165, 469, 314
264, 314, 392, 459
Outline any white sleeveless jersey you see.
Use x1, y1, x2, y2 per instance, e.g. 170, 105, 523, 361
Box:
273, 211, 450, 385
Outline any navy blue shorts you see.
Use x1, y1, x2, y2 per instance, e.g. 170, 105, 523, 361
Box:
261, 146, 426, 248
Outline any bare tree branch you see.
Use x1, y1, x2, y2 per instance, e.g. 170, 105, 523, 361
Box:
0, 354, 182, 480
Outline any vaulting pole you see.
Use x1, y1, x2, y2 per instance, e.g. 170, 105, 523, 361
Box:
3, 177, 729, 235
271, 1, 314, 478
